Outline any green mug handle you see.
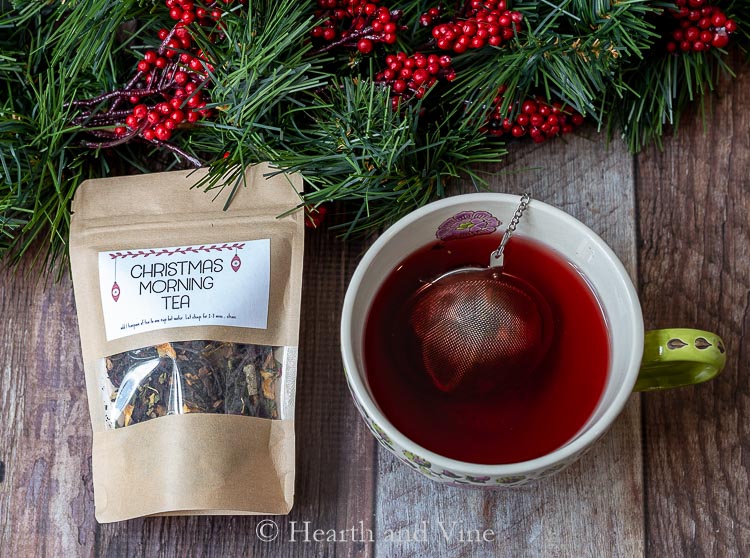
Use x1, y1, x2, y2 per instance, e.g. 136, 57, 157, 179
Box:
635, 328, 727, 391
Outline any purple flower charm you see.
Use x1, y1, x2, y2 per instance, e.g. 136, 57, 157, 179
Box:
436, 210, 500, 241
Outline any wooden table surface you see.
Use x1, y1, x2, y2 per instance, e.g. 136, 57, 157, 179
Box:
1, 58, 748, 558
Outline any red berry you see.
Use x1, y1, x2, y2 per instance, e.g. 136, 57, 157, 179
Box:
142, 128, 156, 141
305, 205, 328, 229
511, 125, 525, 137
412, 69, 429, 85
712, 31, 730, 48
725, 20, 737, 33
712, 12, 727, 27
137, 60, 150, 72
356, 38, 374, 54
521, 100, 537, 114
154, 126, 171, 141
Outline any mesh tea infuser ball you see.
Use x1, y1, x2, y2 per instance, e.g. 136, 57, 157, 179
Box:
406, 194, 554, 394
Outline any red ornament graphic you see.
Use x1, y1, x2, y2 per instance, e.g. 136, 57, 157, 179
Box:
231, 253, 241, 272
111, 281, 121, 302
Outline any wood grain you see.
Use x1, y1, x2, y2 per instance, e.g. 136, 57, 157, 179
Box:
374, 130, 644, 558
0, 262, 96, 558
637, 55, 750, 558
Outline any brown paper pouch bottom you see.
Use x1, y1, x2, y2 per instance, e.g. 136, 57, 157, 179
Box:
92, 414, 294, 523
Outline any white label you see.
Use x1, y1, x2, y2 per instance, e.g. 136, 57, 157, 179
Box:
98, 240, 270, 341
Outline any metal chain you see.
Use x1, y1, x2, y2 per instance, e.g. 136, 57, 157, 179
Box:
490, 192, 531, 266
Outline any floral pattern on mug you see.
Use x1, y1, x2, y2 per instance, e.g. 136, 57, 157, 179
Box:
436, 210, 500, 241
403, 450, 432, 468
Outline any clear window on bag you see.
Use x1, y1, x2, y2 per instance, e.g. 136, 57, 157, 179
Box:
98, 340, 295, 429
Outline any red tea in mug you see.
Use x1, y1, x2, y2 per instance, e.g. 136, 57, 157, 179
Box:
363, 233, 609, 464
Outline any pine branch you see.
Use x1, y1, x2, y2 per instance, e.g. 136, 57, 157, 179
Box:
268, 78, 507, 236
604, 2, 740, 153
0, 0, 747, 272
453, 0, 663, 122
0, 2, 149, 272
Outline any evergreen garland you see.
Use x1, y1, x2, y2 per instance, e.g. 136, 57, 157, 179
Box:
0, 0, 747, 273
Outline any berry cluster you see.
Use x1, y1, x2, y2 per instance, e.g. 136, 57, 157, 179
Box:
375, 52, 456, 108
666, 0, 737, 53
484, 89, 584, 143
72, 0, 243, 165
311, 0, 405, 54
427, 0, 523, 53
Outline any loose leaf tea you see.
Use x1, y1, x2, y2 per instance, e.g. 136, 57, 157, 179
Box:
101, 341, 286, 429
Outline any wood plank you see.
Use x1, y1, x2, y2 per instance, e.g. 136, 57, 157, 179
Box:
94, 226, 377, 556
637, 55, 750, 557
374, 131, 644, 556
0, 260, 97, 558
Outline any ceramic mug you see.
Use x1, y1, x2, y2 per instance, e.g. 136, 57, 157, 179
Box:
340, 193, 726, 486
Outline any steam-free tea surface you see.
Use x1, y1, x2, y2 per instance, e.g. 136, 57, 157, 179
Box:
364, 235, 609, 464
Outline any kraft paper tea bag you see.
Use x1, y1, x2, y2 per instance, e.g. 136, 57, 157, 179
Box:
69, 164, 304, 522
